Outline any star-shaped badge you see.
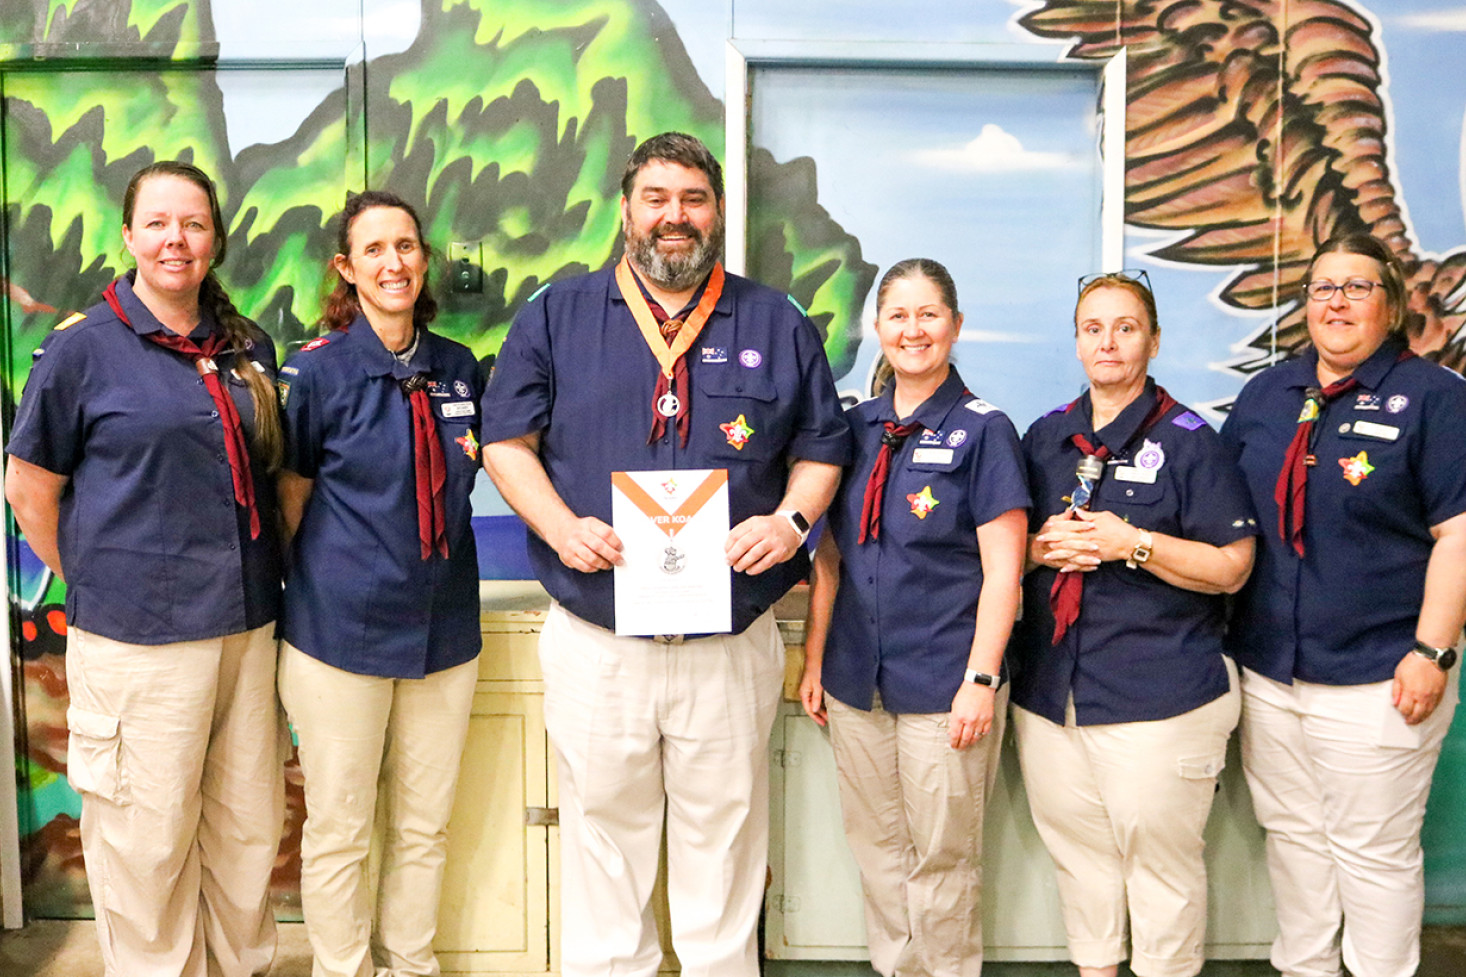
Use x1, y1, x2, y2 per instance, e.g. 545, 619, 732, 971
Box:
907, 485, 940, 519
1339, 450, 1374, 486
456, 428, 479, 461
721, 413, 755, 450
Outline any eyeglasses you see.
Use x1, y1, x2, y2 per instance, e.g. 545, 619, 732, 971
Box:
1078, 268, 1152, 295
1305, 279, 1381, 302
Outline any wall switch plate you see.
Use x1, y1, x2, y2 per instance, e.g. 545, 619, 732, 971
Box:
449, 241, 483, 293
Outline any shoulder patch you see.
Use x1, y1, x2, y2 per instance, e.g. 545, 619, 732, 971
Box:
54, 312, 86, 331
299, 336, 331, 352
279, 364, 299, 376
786, 294, 809, 316
1172, 411, 1207, 431
964, 397, 999, 415
527, 282, 552, 304
1042, 402, 1069, 419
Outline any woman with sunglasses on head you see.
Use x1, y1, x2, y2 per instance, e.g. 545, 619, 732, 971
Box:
799, 258, 1029, 977
5, 160, 285, 977
275, 190, 484, 977
1220, 233, 1466, 977
1008, 270, 1257, 977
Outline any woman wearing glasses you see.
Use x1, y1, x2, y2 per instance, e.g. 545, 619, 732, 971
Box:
1008, 270, 1257, 977
800, 258, 1029, 977
1220, 233, 1466, 977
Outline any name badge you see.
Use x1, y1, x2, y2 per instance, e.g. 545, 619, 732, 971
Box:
1350, 419, 1399, 441
911, 448, 954, 465
1113, 466, 1157, 484
441, 401, 476, 418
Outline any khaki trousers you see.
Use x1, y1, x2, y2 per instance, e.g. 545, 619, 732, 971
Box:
1240, 666, 1460, 977
1010, 664, 1240, 977
278, 644, 478, 977
65, 622, 285, 977
539, 603, 784, 977
825, 689, 1007, 977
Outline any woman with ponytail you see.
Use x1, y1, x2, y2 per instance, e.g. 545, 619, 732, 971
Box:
275, 190, 483, 977
6, 160, 286, 977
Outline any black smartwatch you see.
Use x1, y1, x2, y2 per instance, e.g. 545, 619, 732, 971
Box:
963, 668, 1004, 689
1411, 640, 1458, 672
776, 509, 811, 544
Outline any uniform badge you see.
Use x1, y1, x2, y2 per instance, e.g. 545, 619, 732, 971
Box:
276, 379, 291, 407
456, 428, 479, 460
55, 312, 86, 331
701, 346, 728, 364
720, 413, 755, 450
1134, 438, 1166, 471
738, 349, 762, 369
280, 364, 299, 376
454, 380, 470, 397
947, 430, 968, 447
1386, 394, 1409, 414
918, 430, 943, 447
1297, 400, 1320, 423
301, 337, 330, 352
427, 380, 450, 397
1172, 411, 1206, 431
1354, 393, 1381, 411
907, 485, 940, 519
1339, 450, 1374, 486
965, 398, 997, 415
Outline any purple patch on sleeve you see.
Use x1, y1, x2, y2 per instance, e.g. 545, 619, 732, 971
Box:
1172, 411, 1207, 431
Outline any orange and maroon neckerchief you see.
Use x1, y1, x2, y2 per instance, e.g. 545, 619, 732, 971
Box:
104, 279, 260, 540
615, 256, 725, 446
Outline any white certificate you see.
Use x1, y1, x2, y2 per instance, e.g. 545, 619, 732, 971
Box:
611, 468, 731, 636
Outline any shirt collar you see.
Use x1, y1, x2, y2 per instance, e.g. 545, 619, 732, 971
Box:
115, 271, 218, 342
1050, 377, 1160, 453
1282, 334, 1409, 391
344, 314, 439, 379
611, 260, 729, 318
873, 368, 968, 430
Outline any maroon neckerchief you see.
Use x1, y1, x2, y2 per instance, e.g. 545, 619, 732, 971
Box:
400, 372, 449, 560
104, 279, 260, 540
1049, 385, 1178, 644
857, 420, 924, 544
1274, 348, 1414, 557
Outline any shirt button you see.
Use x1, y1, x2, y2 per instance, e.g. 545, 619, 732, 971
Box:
217, 454, 226, 463
1126, 489, 1134, 497
229, 543, 237, 550
211, 410, 219, 418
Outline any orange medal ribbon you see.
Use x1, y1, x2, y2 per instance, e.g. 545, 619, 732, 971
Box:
615, 256, 725, 445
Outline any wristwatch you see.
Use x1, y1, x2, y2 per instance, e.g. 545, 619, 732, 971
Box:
963, 668, 1004, 689
1411, 639, 1458, 671
1125, 527, 1154, 569
776, 509, 811, 544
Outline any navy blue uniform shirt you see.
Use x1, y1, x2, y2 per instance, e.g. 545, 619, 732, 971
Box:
6, 274, 281, 644
279, 318, 483, 678
1010, 380, 1257, 725
821, 370, 1030, 715
1220, 336, 1466, 685
481, 265, 852, 634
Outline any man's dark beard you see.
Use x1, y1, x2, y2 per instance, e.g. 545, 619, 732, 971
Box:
626, 217, 724, 293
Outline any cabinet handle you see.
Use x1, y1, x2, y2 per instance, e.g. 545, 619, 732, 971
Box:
524, 806, 560, 826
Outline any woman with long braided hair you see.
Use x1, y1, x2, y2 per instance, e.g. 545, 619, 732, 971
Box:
6, 159, 286, 977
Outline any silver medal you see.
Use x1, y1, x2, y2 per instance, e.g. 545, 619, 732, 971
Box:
657, 392, 681, 417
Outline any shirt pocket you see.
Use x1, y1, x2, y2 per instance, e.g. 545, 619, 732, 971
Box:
699, 366, 783, 460
66, 707, 127, 803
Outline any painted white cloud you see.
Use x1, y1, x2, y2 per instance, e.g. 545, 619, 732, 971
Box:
1397, 10, 1466, 30
913, 123, 1079, 173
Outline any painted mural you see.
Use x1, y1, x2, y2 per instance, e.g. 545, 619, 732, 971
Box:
3, 0, 1465, 922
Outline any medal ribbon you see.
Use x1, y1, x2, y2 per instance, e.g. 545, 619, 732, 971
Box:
615, 257, 725, 447
402, 374, 450, 560
857, 421, 923, 544
1049, 386, 1178, 644
611, 470, 729, 539
104, 279, 260, 540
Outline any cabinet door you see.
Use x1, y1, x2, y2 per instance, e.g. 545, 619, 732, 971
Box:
436, 688, 550, 974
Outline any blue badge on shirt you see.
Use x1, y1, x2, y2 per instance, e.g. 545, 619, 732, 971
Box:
918, 430, 943, 447
701, 346, 728, 364
1172, 411, 1206, 431
426, 380, 451, 398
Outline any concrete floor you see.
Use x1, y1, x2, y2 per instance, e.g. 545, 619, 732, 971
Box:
2, 921, 1464, 977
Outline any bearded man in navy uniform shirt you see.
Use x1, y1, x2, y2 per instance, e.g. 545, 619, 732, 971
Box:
481, 132, 851, 977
